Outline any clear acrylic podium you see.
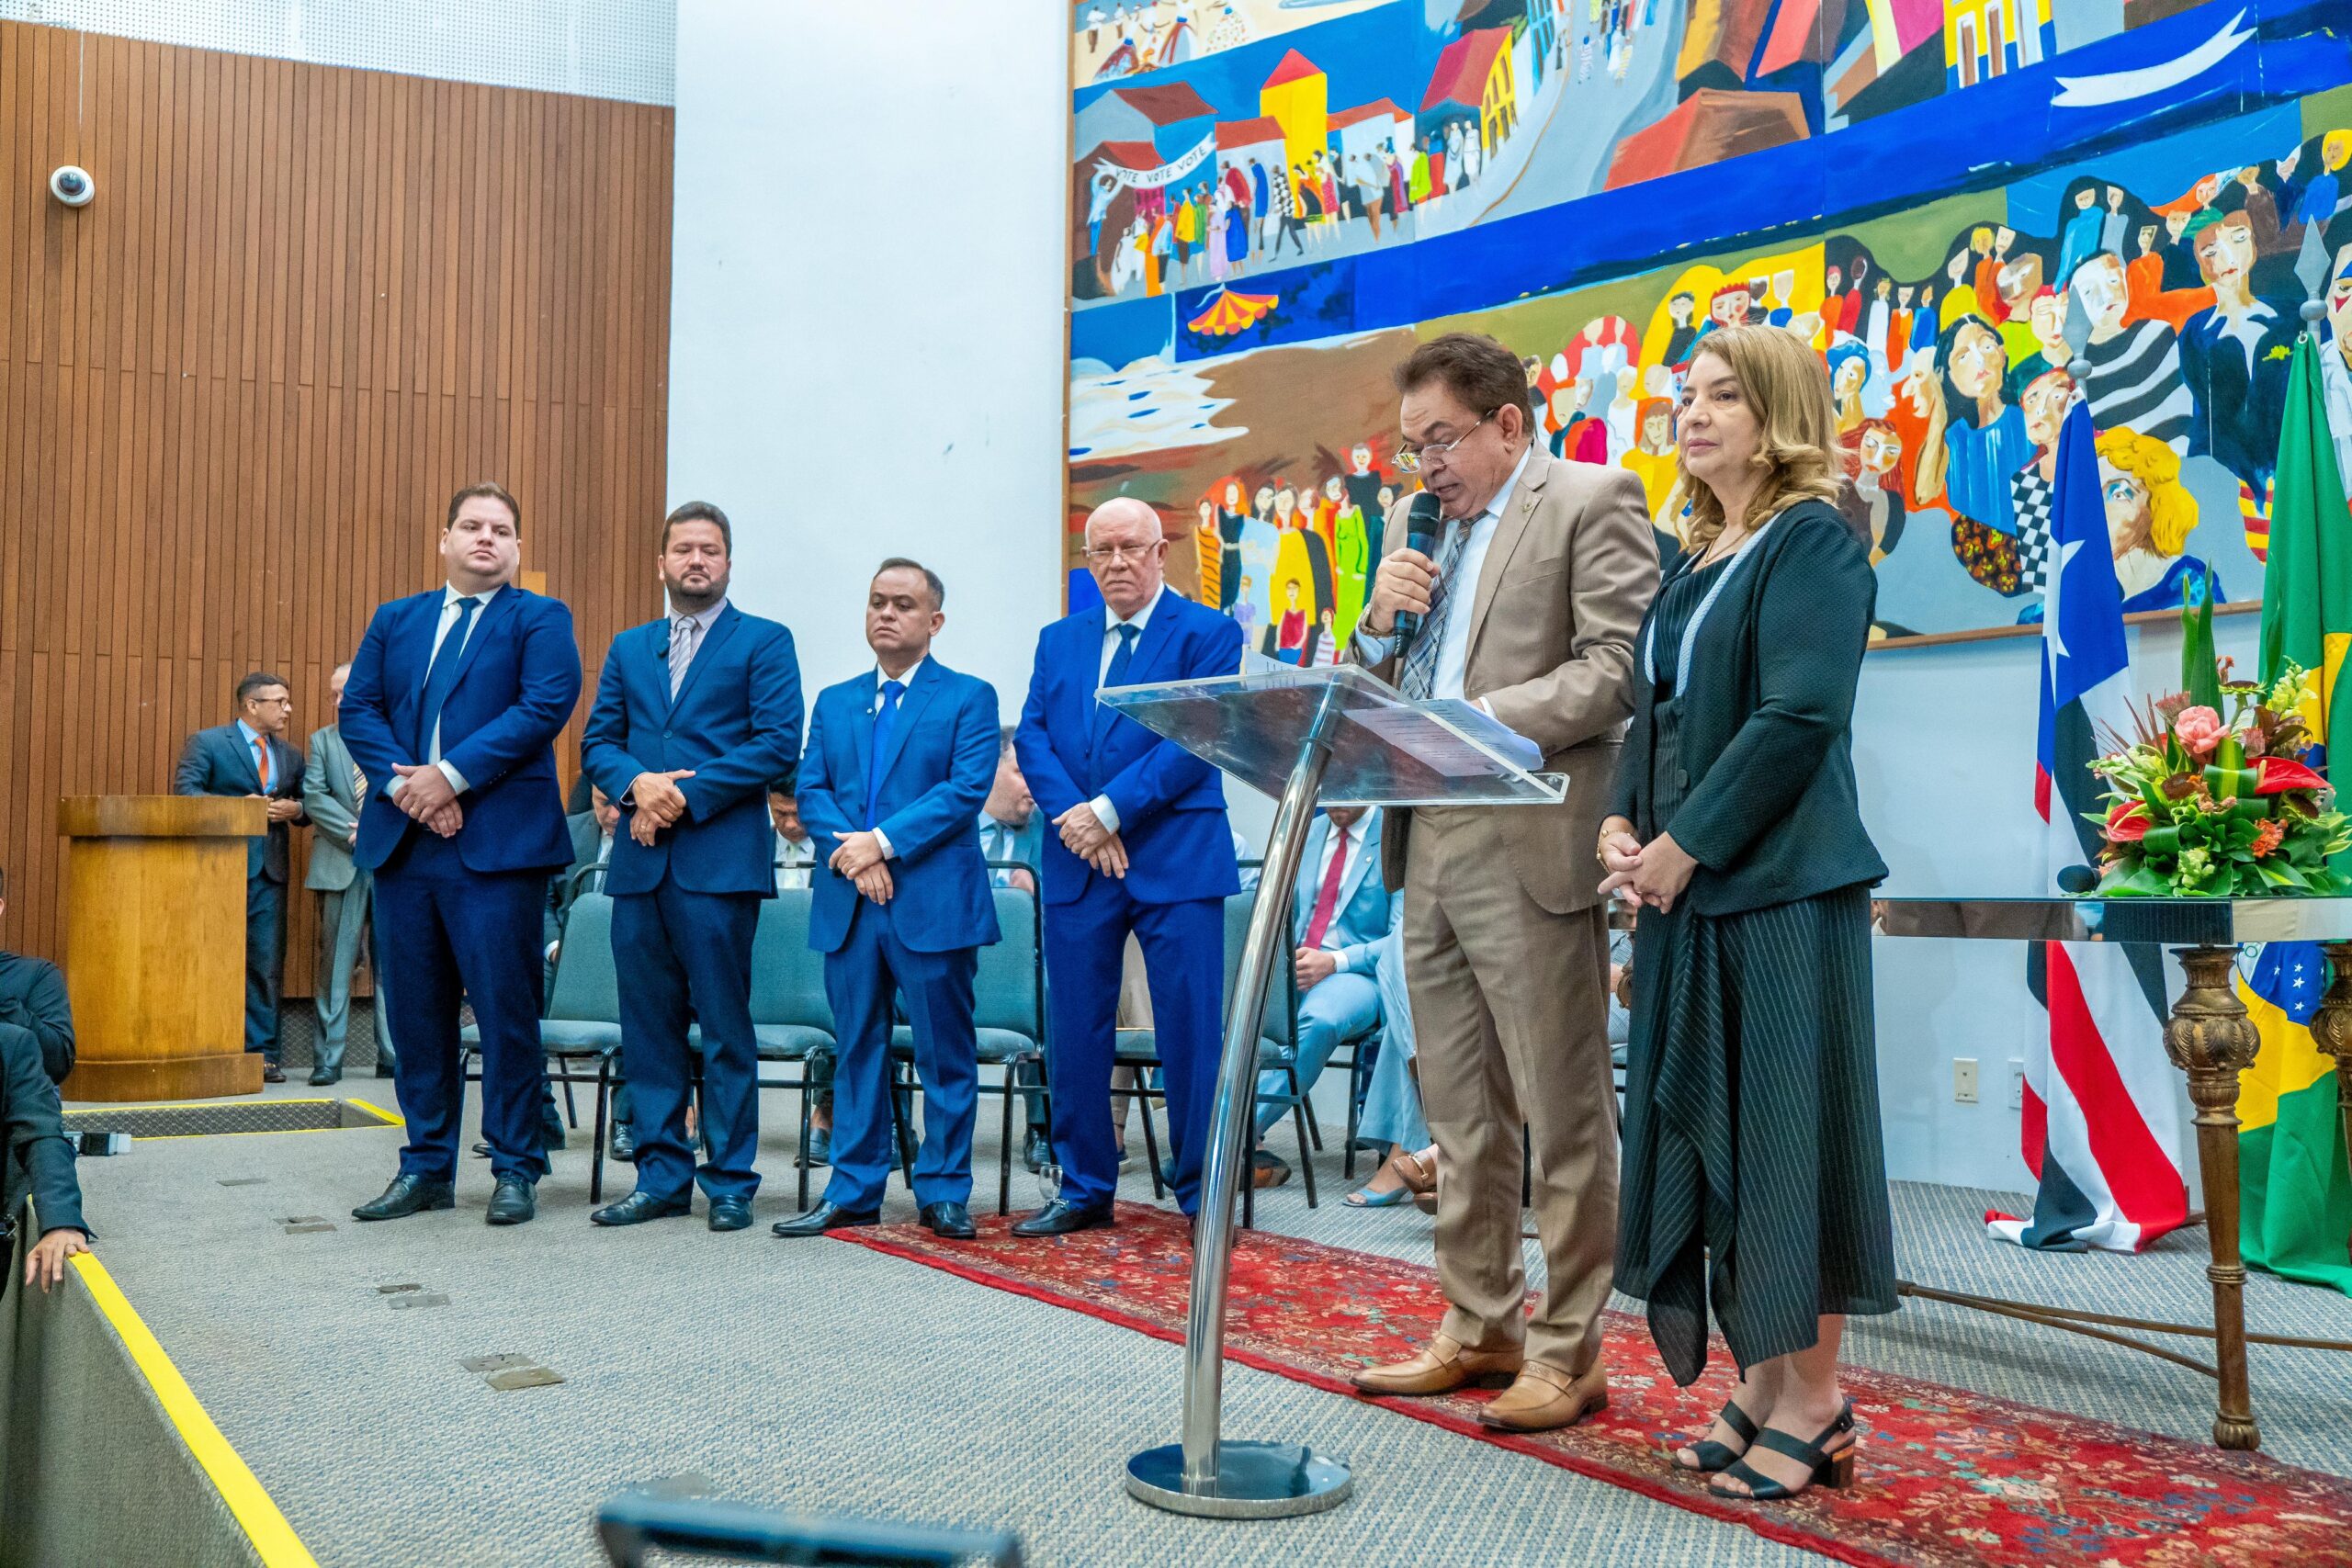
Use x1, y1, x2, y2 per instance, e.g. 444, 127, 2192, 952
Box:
1095, 662, 1567, 1518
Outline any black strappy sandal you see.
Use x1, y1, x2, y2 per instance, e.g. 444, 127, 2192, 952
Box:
1709, 1399, 1858, 1502
1673, 1397, 1759, 1473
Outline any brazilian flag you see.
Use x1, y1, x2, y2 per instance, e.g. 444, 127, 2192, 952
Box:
2245, 330, 2352, 1294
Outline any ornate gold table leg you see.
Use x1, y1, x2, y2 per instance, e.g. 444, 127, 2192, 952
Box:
2309, 945, 2352, 1270
2166, 945, 2263, 1450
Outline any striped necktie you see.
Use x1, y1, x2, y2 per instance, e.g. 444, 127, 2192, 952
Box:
668, 615, 699, 699
1398, 521, 1467, 700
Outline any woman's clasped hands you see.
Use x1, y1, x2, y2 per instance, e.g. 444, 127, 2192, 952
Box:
1597, 815, 1697, 913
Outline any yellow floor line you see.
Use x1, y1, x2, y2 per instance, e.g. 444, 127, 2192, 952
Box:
72, 1254, 320, 1568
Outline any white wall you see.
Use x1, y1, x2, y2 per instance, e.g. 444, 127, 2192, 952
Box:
667, 0, 1069, 707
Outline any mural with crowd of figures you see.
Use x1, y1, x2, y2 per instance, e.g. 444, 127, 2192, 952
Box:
1066, 0, 2352, 645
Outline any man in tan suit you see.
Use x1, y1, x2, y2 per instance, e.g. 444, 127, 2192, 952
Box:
1349, 332, 1657, 1431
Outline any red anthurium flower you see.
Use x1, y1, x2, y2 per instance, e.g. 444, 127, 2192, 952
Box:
2254, 757, 2327, 795
2106, 800, 2152, 841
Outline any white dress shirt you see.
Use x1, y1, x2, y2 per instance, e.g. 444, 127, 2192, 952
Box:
392, 581, 503, 799
865, 657, 926, 861
775, 832, 815, 891
1089, 587, 1164, 835
1302, 810, 1376, 968
1352, 444, 1533, 705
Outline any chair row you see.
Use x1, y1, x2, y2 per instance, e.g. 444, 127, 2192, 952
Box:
468, 874, 1378, 1217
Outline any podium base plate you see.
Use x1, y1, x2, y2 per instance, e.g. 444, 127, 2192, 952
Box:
1124, 1441, 1351, 1518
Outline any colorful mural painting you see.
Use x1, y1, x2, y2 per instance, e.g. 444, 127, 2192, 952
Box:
1066, 0, 2352, 645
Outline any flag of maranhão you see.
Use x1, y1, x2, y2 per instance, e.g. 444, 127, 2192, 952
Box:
1993, 398, 2186, 1256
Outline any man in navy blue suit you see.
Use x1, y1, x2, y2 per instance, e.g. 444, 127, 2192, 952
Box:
175, 672, 308, 1082
582, 502, 801, 1233
1012, 498, 1241, 1235
343, 483, 582, 1227
775, 559, 1000, 1241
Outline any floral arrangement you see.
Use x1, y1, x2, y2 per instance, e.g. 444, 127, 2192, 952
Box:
2088, 660, 2352, 897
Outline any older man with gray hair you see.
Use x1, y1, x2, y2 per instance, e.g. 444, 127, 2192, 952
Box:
306, 661, 394, 1083
1010, 497, 1244, 1236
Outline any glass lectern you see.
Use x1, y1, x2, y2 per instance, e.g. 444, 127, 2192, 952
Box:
1095, 662, 1566, 1519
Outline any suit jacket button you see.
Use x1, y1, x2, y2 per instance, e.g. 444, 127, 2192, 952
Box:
662, 729, 673, 739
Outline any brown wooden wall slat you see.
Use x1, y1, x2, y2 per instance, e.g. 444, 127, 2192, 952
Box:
0, 20, 672, 990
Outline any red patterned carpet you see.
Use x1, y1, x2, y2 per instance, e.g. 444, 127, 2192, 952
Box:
834, 1202, 2352, 1567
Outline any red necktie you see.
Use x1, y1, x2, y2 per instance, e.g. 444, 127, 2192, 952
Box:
253, 736, 271, 792
1304, 825, 1350, 950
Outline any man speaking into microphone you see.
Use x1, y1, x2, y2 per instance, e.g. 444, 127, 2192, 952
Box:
1349, 333, 1657, 1432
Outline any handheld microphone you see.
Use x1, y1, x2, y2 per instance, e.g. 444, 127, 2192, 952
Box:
1391, 491, 1446, 651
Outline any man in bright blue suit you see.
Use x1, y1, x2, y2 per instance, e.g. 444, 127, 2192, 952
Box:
775, 559, 1000, 1242
581, 502, 801, 1234
1012, 498, 1241, 1235
344, 483, 582, 1228
1251, 805, 1396, 1187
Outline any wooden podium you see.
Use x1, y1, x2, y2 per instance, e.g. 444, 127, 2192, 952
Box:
56, 795, 267, 1100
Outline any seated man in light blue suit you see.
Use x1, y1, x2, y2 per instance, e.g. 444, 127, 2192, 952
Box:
1012, 498, 1242, 1235
775, 558, 1000, 1242
582, 502, 802, 1233
1254, 805, 1396, 1186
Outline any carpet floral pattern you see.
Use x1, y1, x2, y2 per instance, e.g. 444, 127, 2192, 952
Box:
837, 1203, 2352, 1567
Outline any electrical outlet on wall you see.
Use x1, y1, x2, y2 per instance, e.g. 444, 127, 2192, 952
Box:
1954, 1058, 1980, 1104
2008, 1058, 2025, 1111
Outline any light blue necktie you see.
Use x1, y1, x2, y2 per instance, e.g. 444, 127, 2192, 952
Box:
865, 679, 905, 828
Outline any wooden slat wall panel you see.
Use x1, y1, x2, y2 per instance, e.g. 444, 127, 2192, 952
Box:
0, 21, 672, 988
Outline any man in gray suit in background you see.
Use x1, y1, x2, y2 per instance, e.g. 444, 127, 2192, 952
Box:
305, 663, 394, 1084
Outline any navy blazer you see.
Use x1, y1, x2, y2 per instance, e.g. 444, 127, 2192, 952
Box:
581, 605, 803, 898
1290, 811, 1398, 976
1016, 590, 1242, 908
175, 724, 307, 883
798, 659, 1001, 955
340, 585, 582, 875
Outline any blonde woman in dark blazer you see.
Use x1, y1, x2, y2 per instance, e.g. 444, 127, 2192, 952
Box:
1599, 323, 1894, 1502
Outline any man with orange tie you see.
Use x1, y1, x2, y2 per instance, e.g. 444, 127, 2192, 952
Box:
176, 672, 309, 1082
1249, 804, 1395, 1188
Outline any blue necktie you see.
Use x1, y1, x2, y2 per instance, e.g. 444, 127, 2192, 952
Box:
1103, 621, 1140, 689
416, 596, 480, 756
865, 679, 905, 828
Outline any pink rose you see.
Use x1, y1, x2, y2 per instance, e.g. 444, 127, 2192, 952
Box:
2174, 705, 2224, 757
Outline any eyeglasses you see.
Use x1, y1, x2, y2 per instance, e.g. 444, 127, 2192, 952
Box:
1082, 542, 1163, 564
1394, 412, 1491, 474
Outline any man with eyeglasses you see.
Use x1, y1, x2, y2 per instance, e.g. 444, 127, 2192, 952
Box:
1345, 332, 1657, 1434
1010, 498, 1243, 1237
176, 671, 310, 1082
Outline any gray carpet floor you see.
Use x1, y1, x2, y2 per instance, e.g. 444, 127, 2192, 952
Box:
60, 1061, 2352, 1568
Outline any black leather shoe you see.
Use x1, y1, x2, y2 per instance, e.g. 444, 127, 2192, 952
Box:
591, 1190, 690, 1227
609, 1123, 638, 1162
920, 1201, 978, 1239
708, 1197, 754, 1232
262, 1063, 287, 1084
1010, 1199, 1115, 1237
485, 1178, 537, 1226
770, 1201, 878, 1237
374, 1063, 397, 1079
1023, 1128, 1049, 1174
469, 1141, 493, 1159
308, 1071, 339, 1087
352, 1174, 455, 1222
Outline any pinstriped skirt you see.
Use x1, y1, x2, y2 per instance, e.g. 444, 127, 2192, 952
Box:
1617, 883, 1898, 1386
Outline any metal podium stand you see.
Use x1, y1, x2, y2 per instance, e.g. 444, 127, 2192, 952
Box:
1094, 663, 1567, 1519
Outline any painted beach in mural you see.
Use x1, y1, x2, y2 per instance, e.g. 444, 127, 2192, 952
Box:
1066, 0, 2352, 648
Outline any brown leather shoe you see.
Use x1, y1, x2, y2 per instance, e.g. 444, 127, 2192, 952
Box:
1351, 1333, 1523, 1397
1477, 1359, 1610, 1432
